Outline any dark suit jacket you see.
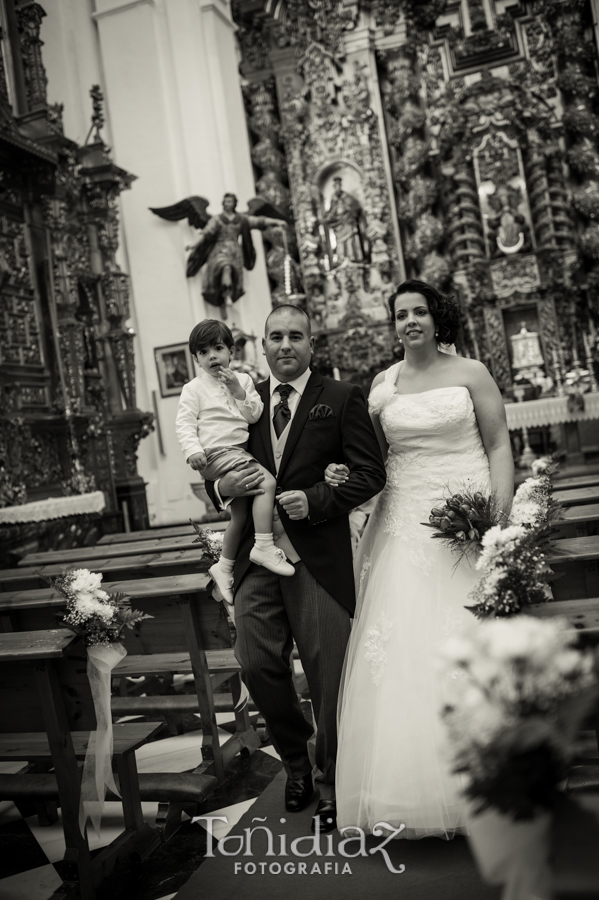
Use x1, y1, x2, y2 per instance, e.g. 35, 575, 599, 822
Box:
205, 369, 386, 615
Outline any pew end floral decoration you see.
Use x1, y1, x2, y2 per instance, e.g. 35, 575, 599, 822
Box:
441, 615, 598, 821
468, 456, 562, 618
50, 568, 152, 646
190, 519, 224, 564
48, 567, 152, 837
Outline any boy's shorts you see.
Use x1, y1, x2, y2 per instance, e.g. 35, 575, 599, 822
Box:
202, 446, 257, 481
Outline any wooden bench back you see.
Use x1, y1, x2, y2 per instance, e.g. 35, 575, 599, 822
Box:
0, 635, 96, 733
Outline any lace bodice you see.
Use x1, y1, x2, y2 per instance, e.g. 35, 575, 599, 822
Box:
367, 362, 491, 574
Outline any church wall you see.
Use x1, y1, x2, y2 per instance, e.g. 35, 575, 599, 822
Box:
41, 0, 275, 526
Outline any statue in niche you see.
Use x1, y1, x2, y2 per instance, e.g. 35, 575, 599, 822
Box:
487, 183, 529, 256
150, 193, 286, 313
323, 177, 370, 265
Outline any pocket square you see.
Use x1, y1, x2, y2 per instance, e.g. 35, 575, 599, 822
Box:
308, 404, 334, 420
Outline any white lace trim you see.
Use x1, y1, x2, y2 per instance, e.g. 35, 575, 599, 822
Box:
364, 612, 395, 686
358, 557, 371, 600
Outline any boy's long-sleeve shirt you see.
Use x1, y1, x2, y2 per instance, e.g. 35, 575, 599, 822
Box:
175, 369, 264, 461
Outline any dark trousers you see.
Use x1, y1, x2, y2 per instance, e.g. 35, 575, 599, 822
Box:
234, 561, 351, 799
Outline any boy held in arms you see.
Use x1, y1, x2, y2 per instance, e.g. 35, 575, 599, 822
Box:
176, 320, 294, 611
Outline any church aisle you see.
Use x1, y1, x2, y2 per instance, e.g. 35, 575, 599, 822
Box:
0, 712, 283, 900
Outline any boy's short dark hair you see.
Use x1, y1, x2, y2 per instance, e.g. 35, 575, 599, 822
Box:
189, 320, 235, 356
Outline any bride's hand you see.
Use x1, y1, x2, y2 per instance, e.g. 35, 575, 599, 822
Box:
324, 463, 350, 486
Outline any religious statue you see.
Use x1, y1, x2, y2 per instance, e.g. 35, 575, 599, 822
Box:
150, 193, 286, 312
323, 177, 370, 264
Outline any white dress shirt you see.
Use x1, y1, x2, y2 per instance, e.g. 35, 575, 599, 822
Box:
175, 369, 263, 461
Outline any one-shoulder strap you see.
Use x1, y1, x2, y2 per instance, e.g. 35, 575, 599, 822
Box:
384, 361, 402, 384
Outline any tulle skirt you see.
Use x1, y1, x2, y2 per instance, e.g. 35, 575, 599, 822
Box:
336, 507, 480, 839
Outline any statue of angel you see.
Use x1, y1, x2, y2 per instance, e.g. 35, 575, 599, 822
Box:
150, 193, 287, 311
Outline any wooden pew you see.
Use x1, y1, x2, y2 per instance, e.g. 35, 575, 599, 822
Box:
0, 546, 209, 592
556, 504, 599, 539
0, 574, 260, 782
551, 794, 599, 899
553, 472, 599, 491
546, 536, 599, 600
18, 534, 207, 565
0, 629, 163, 900
98, 520, 227, 546
527, 597, 599, 643
554, 485, 599, 507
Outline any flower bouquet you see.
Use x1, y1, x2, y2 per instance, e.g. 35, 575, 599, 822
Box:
441, 616, 598, 900
48, 568, 152, 836
190, 519, 224, 564
468, 523, 553, 617
50, 567, 152, 646
423, 487, 504, 563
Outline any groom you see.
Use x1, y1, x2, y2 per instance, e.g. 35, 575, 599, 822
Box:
205, 304, 385, 832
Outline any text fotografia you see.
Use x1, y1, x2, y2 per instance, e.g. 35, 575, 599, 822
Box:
194, 815, 407, 875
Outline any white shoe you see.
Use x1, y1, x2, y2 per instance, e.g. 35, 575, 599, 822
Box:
209, 562, 234, 603
249, 544, 295, 576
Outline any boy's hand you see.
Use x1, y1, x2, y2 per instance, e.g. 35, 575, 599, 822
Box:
324, 463, 349, 486
217, 366, 246, 401
188, 451, 207, 471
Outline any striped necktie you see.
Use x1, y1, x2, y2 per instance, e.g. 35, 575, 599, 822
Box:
273, 383, 293, 438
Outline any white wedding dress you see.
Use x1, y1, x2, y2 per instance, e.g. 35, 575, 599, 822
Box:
336, 361, 491, 839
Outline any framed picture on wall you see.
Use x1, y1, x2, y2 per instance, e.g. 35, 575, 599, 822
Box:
155, 343, 194, 397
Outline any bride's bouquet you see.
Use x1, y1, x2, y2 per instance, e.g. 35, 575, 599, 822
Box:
424, 487, 504, 562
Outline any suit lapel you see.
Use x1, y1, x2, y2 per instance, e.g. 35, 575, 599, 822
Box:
278, 370, 324, 478
254, 379, 276, 474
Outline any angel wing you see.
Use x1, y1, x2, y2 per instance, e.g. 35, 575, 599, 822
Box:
245, 197, 288, 222
149, 196, 211, 230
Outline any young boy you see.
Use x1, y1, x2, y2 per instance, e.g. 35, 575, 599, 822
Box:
176, 320, 294, 610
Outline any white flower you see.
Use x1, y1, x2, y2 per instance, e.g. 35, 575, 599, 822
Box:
70, 569, 103, 595
531, 457, 552, 477
476, 524, 527, 571
510, 499, 542, 525
368, 381, 396, 416
71, 595, 115, 623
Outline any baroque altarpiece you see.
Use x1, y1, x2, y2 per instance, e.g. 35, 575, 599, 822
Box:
233, 0, 599, 404
0, 1, 151, 532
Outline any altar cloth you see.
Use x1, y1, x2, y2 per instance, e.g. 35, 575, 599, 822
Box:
0, 491, 105, 524
505, 393, 599, 431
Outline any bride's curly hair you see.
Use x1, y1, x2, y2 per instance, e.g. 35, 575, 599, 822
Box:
388, 279, 461, 345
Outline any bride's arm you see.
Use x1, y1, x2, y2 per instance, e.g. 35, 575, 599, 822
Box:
369, 371, 389, 463
465, 360, 514, 518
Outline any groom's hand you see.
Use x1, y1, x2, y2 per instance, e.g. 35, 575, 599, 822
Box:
219, 463, 265, 499
278, 490, 309, 520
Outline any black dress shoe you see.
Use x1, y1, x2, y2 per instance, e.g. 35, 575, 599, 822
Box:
311, 799, 337, 833
285, 773, 314, 812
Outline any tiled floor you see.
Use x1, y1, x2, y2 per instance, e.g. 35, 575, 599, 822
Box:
0, 710, 284, 900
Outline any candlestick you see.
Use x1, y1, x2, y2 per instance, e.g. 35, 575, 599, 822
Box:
552, 348, 565, 397
583, 332, 598, 392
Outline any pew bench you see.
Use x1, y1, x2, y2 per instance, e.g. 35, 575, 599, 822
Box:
0, 546, 210, 592
527, 597, 599, 643
552, 794, 599, 899
17, 535, 208, 566
546, 536, 599, 600
0, 630, 163, 900
555, 503, 599, 539
553, 473, 599, 491
97, 520, 228, 545
0, 574, 259, 781
555, 485, 599, 507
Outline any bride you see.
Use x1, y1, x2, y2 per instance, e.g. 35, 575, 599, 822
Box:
334, 279, 513, 839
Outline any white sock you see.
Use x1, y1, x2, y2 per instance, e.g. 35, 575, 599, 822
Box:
218, 556, 235, 575
254, 533, 275, 551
